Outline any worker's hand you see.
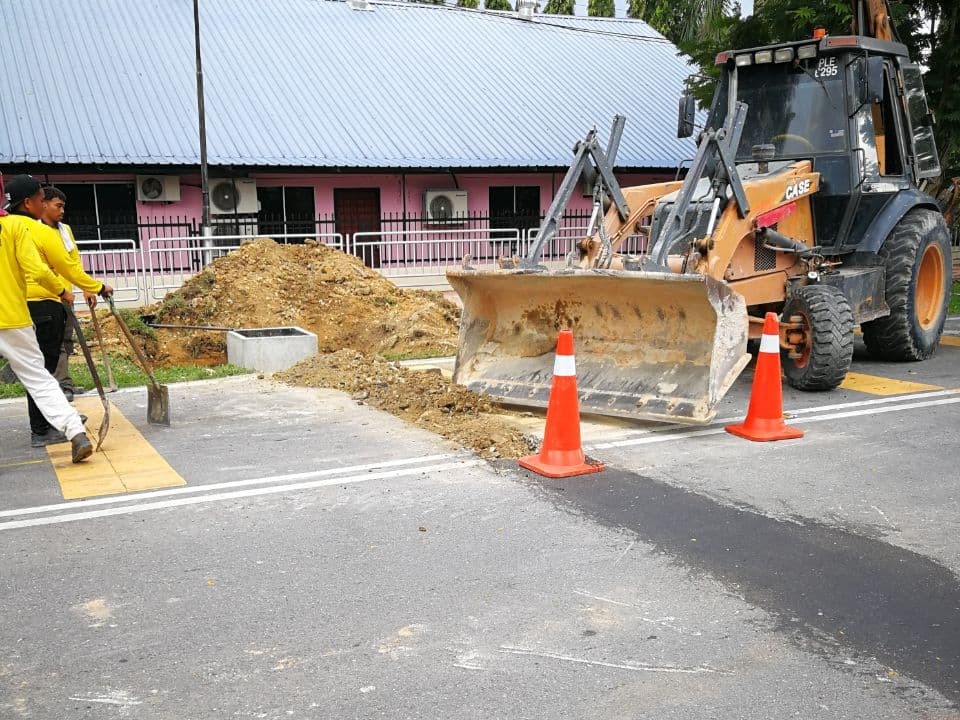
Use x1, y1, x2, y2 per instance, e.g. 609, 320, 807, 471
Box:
60, 289, 75, 306
84, 291, 98, 309
98, 284, 114, 299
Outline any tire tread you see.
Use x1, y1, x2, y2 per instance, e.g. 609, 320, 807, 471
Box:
784, 284, 855, 391
862, 209, 951, 361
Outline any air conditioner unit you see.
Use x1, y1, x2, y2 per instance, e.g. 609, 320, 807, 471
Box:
210, 178, 258, 215
424, 190, 468, 222
136, 175, 181, 202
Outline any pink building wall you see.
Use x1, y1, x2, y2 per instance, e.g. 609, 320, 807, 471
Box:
39, 169, 675, 224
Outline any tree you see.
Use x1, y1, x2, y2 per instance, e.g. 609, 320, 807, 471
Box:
670, 0, 957, 184
588, 0, 615, 16
543, 0, 574, 13
485, 0, 511, 9
628, 0, 732, 42
920, 1, 960, 184
458, 0, 479, 7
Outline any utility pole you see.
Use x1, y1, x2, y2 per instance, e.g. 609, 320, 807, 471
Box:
193, 0, 213, 263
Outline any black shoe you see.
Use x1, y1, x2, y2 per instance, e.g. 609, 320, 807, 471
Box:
31, 429, 68, 448
63, 389, 74, 402
80, 414, 88, 425
71, 433, 93, 463
72, 387, 87, 395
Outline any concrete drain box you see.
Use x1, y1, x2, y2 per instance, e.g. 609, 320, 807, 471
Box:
226, 327, 318, 373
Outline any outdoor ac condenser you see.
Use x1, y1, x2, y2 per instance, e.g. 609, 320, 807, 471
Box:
136, 175, 181, 202
210, 178, 258, 215
424, 190, 468, 222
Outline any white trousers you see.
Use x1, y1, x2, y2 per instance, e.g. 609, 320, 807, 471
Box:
0, 326, 85, 440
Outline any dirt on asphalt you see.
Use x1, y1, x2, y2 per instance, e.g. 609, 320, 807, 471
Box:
275, 351, 535, 459
85, 239, 535, 459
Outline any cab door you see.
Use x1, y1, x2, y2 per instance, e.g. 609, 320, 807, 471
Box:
846, 57, 913, 245
899, 62, 941, 182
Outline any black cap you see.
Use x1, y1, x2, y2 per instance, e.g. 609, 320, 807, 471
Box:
3, 174, 43, 210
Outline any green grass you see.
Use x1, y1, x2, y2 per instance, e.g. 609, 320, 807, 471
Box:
950, 280, 960, 316
0, 355, 250, 399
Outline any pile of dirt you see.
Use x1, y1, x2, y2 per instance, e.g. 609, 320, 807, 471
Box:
90, 239, 461, 366
81, 239, 537, 459
275, 350, 535, 459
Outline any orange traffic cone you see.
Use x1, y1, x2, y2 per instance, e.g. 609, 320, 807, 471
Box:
519, 330, 605, 478
725, 312, 803, 442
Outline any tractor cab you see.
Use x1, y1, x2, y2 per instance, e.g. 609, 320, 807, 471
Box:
682, 33, 941, 251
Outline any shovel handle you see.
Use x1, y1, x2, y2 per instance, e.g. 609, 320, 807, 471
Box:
64, 303, 111, 448
87, 298, 117, 392
107, 295, 163, 393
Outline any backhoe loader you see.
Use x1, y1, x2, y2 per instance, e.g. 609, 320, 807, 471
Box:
447, 0, 951, 424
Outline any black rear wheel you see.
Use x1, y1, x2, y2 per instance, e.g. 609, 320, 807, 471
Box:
781, 284, 854, 391
862, 208, 951, 360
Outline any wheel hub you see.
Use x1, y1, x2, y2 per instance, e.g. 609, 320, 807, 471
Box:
915, 242, 945, 330
782, 314, 809, 368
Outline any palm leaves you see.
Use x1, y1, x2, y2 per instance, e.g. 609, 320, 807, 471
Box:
628, 0, 732, 43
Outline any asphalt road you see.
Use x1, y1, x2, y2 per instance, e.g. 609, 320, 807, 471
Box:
0, 324, 958, 719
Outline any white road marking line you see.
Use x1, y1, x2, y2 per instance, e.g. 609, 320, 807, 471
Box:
498, 646, 720, 674
0, 453, 455, 519
590, 396, 960, 450
0, 459, 479, 531
0, 459, 481, 531
783, 388, 958, 415
593, 389, 959, 443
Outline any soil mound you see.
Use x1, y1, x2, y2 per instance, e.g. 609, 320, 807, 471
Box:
151, 238, 460, 361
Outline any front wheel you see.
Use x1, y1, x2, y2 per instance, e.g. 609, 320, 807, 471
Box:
781, 284, 855, 391
862, 208, 951, 360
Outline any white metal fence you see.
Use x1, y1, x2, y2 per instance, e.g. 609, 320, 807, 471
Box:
144, 233, 344, 300
75, 239, 143, 306
67, 223, 679, 303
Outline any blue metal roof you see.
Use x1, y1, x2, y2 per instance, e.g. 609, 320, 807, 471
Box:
0, 0, 698, 169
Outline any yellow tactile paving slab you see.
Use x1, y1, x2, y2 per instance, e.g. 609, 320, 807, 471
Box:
839, 372, 942, 396
941, 335, 960, 347
46, 396, 185, 500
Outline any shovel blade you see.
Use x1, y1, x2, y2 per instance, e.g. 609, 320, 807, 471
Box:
447, 267, 750, 424
96, 403, 110, 451
147, 384, 171, 426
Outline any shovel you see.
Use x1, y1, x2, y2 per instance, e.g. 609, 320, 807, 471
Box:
87, 298, 117, 392
107, 295, 171, 426
64, 304, 111, 450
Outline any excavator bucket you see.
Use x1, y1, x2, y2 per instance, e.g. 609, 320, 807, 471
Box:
447, 268, 751, 424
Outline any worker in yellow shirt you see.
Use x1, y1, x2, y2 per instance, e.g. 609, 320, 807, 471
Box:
0, 174, 93, 462
6, 177, 113, 448
40, 186, 114, 401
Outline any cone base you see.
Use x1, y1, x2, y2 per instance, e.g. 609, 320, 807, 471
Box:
725, 419, 804, 442
519, 454, 606, 479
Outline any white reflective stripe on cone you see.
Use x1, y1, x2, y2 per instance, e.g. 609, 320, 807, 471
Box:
759, 334, 780, 354
553, 354, 577, 377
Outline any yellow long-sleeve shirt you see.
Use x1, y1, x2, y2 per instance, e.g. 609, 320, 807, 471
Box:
26, 221, 103, 302
62, 223, 83, 266
0, 214, 68, 329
